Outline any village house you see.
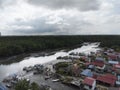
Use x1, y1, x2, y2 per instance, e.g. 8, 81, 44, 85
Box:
91, 60, 105, 71
116, 53, 120, 59
83, 77, 96, 90
97, 74, 117, 86
81, 69, 93, 77
88, 65, 95, 70
95, 57, 105, 62
108, 61, 119, 65
107, 49, 114, 53
108, 54, 118, 60
113, 64, 120, 69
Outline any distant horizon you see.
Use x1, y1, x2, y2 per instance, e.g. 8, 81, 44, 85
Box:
1, 34, 120, 37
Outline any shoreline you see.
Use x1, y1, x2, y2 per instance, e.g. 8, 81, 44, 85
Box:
0, 44, 82, 64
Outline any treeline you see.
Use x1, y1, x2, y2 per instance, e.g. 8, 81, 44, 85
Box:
0, 35, 120, 58
0, 36, 83, 57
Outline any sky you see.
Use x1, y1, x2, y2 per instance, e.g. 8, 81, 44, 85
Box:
0, 0, 120, 35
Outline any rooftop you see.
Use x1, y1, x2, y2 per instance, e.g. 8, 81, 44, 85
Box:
97, 74, 117, 86
83, 77, 95, 86
81, 69, 93, 77
91, 61, 104, 67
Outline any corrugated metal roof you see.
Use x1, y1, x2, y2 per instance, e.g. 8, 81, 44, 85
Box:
91, 61, 104, 67
97, 74, 117, 86
81, 69, 93, 77
83, 77, 95, 86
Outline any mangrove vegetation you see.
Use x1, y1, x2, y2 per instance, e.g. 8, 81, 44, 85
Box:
0, 35, 120, 58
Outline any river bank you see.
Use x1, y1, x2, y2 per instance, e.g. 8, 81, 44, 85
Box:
0, 43, 101, 90
0, 43, 82, 65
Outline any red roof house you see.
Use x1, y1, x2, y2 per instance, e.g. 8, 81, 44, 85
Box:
108, 54, 118, 60
85, 62, 91, 66
106, 74, 117, 80
83, 77, 96, 90
83, 77, 95, 86
97, 74, 117, 86
114, 64, 120, 69
92, 74, 98, 79
91, 61, 104, 67
112, 64, 120, 74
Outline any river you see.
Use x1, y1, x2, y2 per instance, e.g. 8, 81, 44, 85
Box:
0, 43, 100, 82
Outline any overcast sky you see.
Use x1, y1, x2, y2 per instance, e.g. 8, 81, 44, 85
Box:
0, 0, 120, 35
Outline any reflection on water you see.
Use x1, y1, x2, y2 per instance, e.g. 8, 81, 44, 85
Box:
0, 43, 100, 81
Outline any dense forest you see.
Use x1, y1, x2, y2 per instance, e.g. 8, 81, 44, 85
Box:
0, 35, 120, 58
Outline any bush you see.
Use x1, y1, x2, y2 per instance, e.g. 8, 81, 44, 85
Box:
54, 62, 69, 70
15, 79, 30, 90
30, 82, 40, 90
15, 79, 40, 90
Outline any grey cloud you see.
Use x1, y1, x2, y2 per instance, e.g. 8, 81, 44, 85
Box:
0, 0, 16, 8
0, 0, 5, 7
8, 17, 60, 35
7, 15, 92, 35
27, 0, 100, 11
